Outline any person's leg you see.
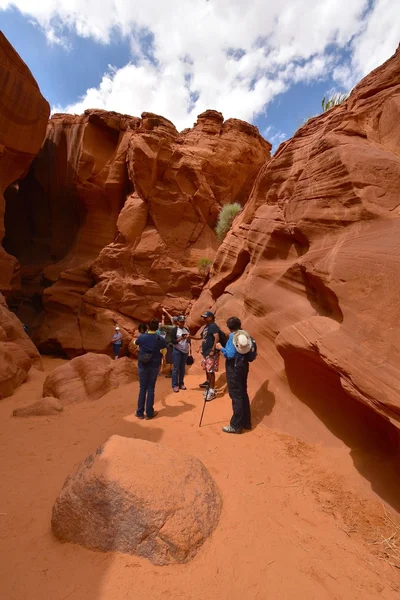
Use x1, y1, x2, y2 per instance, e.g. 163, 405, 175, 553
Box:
113, 343, 120, 360
145, 367, 159, 417
172, 348, 180, 390
136, 365, 148, 417
179, 352, 187, 387
242, 368, 251, 429
227, 363, 245, 431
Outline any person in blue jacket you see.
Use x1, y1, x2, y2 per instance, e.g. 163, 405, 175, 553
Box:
134, 318, 167, 420
217, 316, 253, 434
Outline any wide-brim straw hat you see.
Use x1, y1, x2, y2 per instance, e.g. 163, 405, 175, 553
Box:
233, 330, 252, 354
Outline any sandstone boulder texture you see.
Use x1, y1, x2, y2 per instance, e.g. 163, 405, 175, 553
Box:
189, 44, 400, 438
5, 108, 270, 356
51, 435, 222, 565
42, 354, 137, 404
0, 33, 48, 396
13, 396, 63, 417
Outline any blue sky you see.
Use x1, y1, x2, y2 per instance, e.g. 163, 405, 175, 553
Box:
1, 1, 399, 151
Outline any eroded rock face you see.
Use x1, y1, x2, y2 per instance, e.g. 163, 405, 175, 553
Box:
6, 109, 270, 356
0, 32, 50, 292
42, 354, 137, 404
51, 436, 221, 565
0, 33, 48, 395
189, 45, 400, 436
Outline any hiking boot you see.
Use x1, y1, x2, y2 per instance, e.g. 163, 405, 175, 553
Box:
136, 413, 145, 420
199, 381, 209, 388
145, 411, 158, 420
173, 386, 179, 393
222, 425, 242, 434
179, 385, 187, 390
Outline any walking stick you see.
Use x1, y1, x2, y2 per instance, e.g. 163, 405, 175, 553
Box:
198, 381, 210, 427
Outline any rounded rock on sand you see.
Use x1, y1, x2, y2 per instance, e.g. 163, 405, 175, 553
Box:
51, 435, 222, 565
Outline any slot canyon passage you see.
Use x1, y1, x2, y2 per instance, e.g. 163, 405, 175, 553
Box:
1, 29, 400, 600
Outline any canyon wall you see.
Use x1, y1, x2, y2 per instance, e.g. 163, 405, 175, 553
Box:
189, 45, 400, 441
0, 32, 49, 396
5, 108, 270, 356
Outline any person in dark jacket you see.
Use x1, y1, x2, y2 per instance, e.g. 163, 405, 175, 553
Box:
217, 316, 252, 434
134, 318, 167, 420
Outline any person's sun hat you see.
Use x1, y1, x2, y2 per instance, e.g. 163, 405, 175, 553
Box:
201, 310, 215, 318
115, 326, 120, 330
233, 330, 252, 354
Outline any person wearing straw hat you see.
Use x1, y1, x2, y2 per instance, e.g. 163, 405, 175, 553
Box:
217, 316, 257, 434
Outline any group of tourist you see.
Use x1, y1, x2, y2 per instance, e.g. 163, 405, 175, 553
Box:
111, 309, 257, 434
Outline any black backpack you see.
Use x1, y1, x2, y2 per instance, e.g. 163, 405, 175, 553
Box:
217, 327, 228, 348
234, 337, 258, 367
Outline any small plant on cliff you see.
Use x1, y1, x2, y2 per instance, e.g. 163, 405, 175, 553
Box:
321, 92, 349, 112
216, 202, 242, 242
198, 257, 213, 276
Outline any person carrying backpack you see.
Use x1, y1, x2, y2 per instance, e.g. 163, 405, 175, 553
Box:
134, 318, 167, 420
217, 316, 257, 434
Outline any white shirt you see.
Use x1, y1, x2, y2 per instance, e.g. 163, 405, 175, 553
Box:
175, 326, 190, 353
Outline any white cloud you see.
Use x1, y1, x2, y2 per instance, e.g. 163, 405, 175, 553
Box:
1, 0, 399, 131
263, 126, 287, 152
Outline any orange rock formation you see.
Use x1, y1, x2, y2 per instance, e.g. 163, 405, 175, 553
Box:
190, 45, 400, 436
0, 33, 49, 395
6, 109, 270, 356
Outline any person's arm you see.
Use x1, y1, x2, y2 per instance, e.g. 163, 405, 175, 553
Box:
209, 329, 220, 357
219, 336, 236, 359
162, 307, 174, 325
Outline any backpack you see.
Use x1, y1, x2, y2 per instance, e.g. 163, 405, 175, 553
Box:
247, 338, 258, 362
234, 336, 258, 367
217, 327, 228, 348
138, 335, 162, 364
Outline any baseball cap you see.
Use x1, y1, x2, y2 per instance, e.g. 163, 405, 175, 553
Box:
201, 311, 215, 318
177, 315, 185, 321
115, 326, 120, 330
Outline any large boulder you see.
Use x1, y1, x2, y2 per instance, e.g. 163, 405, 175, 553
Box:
51, 436, 221, 565
0, 341, 31, 399
189, 44, 400, 435
42, 354, 137, 404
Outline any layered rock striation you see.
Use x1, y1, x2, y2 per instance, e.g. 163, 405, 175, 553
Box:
0, 33, 49, 395
190, 45, 400, 437
5, 108, 270, 356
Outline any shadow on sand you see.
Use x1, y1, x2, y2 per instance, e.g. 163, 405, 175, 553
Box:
281, 349, 400, 513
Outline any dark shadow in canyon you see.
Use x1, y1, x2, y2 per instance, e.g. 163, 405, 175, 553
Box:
281, 348, 400, 513
251, 379, 276, 429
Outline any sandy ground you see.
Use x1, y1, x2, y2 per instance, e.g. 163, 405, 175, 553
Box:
0, 356, 399, 600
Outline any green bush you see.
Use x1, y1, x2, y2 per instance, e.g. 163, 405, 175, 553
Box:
198, 257, 213, 276
321, 92, 349, 112
215, 202, 242, 242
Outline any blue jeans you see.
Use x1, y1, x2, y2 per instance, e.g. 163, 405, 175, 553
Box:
137, 365, 159, 417
172, 348, 188, 388
113, 342, 122, 357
